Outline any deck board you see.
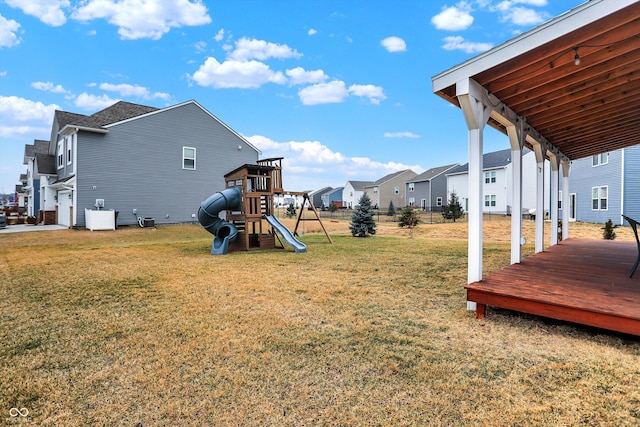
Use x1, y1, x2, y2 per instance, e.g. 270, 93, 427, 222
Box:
465, 238, 640, 336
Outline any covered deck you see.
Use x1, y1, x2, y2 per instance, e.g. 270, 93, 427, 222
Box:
466, 238, 640, 336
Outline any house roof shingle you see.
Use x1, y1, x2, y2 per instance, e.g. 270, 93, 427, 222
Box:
346, 180, 374, 190
35, 153, 57, 175
447, 148, 530, 174
408, 164, 458, 183
55, 101, 160, 131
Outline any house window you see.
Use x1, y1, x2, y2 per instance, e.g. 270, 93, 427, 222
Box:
558, 190, 562, 210
408, 183, 414, 192
484, 171, 496, 184
436, 197, 443, 207
394, 186, 400, 194
373, 186, 378, 194
57, 141, 64, 168
408, 197, 415, 206
67, 143, 72, 165
591, 186, 608, 210
183, 147, 196, 170
592, 153, 608, 166
484, 194, 496, 207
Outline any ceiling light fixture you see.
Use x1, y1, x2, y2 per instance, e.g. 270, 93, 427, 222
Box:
574, 47, 581, 66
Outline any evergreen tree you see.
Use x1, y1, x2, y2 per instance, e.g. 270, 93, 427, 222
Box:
442, 192, 464, 222
284, 202, 297, 218
387, 201, 395, 216
603, 219, 616, 240
350, 193, 377, 237
399, 207, 421, 238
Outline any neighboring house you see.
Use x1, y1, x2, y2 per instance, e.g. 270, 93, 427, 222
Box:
308, 187, 333, 209
364, 169, 418, 210
321, 187, 344, 208
22, 139, 49, 216
446, 148, 548, 215
405, 164, 458, 211
567, 144, 640, 224
342, 180, 373, 209
30, 99, 260, 228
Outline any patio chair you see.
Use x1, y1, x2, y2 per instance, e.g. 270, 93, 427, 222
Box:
622, 215, 640, 278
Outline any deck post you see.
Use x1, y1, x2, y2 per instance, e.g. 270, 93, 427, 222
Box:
561, 160, 570, 240
549, 153, 560, 245
457, 78, 492, 311
507, 123, 524, 264
532, 141, 546, 253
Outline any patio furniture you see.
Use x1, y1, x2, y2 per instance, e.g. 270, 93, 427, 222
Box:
622, 215, 640, 278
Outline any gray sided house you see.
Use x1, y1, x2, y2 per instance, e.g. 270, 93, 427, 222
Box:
321, 187, 344, 208
364, 169, 418, 210
42, 99, 260, 228
309, 187, 333, 209
406, 164, 458, 211
22, 139, 50, 216
568, 144, 640, 225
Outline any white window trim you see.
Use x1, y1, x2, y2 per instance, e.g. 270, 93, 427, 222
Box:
408, 183, 415, 192
436, 197, 443, 207
592, 153, 609, 167
183, 146, 196, 170
484, 194, 496, 207
591, 185, 608, 211
57, 141, 64, 169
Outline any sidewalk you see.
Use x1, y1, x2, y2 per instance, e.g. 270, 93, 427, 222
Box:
0, 224, 69, 234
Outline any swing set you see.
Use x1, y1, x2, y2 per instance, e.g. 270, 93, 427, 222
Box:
287, 191, 333, 244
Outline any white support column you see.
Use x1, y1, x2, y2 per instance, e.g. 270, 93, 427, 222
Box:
457, 78, 492, 311
532, 142, 546, 253
506, 124, 524, 264
561, 160, 570, 240
549, 153, 560, 246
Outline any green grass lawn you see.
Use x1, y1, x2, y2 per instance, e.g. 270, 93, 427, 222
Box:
1, 224, 638, 426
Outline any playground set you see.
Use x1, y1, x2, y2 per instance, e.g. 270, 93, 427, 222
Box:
197, 158, 331, 255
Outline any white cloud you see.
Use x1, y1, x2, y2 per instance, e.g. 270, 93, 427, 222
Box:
381, 36, 406, 53
75, 93, 119, 110
190, 57, 286, 89
98, 83, 170, 100
5, 0, 69, 26
245, 135, 424, 191
308, 28, 317, 36
31, 81, 69, 94
194, 41, 207, 53
348, 84, 386, 105
227, 37, 302, 61
442, 36, 493, 53
501, 7, 547, 26
298, 81, 349, 105
384, 132, 420, 138
285, 67, 328, 86
0, 14, 21, 48
214, 28, 225, 42
431, 2, 474, 31
0, 96, 59, 136
71, 0, 211, 40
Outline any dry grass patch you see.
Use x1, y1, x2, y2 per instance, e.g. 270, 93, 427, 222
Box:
0, 221, 638, 426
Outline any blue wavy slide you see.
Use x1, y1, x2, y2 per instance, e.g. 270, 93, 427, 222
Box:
198, 188, 242, 255
263, 215, 307, 253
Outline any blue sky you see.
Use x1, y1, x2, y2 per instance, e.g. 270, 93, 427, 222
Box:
0, 0, 585, 194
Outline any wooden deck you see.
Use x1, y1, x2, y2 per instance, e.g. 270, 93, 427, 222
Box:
465, 238, 640, 336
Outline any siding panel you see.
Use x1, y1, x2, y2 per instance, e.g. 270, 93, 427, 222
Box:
76, 102, 259, 227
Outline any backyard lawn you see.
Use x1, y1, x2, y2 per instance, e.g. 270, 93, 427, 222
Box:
1, 218, 638, 425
